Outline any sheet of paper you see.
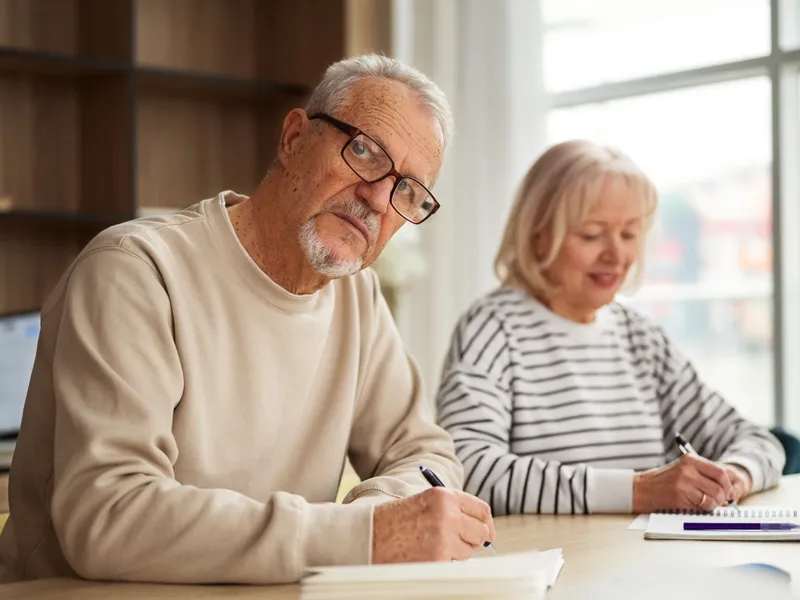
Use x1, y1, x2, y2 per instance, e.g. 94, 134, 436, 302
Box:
644, 508, 800, 541
539, 548, 565, 587
301, 548, 564, 599
628, 514, 650, 531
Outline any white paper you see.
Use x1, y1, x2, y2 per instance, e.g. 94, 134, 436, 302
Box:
644, 508, 800, 541
628, 514, 650, 531
301, 548, 563, 599
539, 548, 565, 587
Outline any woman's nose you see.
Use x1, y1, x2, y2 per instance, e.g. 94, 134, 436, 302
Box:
603, 237, 625, 263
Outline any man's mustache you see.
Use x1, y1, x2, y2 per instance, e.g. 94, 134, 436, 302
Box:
332, 201, 380, 240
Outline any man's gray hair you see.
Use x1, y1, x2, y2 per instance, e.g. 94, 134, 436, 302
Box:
305, 54, 453, 149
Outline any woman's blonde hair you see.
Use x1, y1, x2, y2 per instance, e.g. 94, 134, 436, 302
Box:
494, 139, 658, 299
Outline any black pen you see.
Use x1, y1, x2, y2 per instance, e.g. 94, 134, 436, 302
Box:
674, 431, 739, 510
419, 466, 497, 552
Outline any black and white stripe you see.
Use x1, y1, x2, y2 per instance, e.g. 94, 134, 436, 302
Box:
437, 287, 785, 515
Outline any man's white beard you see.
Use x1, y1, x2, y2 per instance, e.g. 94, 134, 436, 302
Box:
299, 219, 364, 279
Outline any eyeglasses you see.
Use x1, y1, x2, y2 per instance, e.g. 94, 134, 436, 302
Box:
308, 113, 440, 224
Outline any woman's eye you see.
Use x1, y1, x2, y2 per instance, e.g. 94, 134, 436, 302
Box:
352, 141, 369, 156
580, 233, 600, 242
622, 232, 638, 241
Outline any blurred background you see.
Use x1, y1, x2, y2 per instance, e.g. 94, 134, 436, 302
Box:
0, 0, 798, 443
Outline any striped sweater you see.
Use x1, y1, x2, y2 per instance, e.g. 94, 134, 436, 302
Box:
436, 287, 785, 515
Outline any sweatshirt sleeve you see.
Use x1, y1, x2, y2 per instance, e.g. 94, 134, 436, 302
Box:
436, 305, 633, 515
650, 323, 785, 493
49, 247, 372, 584
342, 271, 463, 504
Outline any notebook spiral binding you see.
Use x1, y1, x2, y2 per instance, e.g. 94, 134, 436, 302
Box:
655, 507, 799, 518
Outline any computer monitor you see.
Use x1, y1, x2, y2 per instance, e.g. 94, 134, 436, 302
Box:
0, 310, 40, 438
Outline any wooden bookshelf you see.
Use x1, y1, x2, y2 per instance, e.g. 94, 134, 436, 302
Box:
0, 0, 352, 314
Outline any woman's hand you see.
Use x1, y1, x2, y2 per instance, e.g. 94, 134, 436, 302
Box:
722, 463, 753, 503
633, 454, 734, 513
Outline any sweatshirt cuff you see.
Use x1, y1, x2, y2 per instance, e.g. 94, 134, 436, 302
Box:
302, 502, 374, 568
346, 491, 402, 506
586, 468, 634, 513
342, 476, 422, 505
721, 455, 764, 492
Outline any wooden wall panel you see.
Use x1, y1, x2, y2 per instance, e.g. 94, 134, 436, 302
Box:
0, 0, 78, 54
135, 0, 256, 77
0, 226, 81, 313
79, 0, 134, 61
0, 76, 79, 213
256, 0, 346, 86
80, 76, 133, 214
136, 95, 260, 210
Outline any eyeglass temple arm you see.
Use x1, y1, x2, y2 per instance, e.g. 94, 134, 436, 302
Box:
308, 113, 358, 137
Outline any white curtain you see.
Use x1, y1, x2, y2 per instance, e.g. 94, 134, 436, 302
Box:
390, 0, 549, 401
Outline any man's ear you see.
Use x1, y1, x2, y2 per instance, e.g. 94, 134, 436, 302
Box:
277, 108, 310, 168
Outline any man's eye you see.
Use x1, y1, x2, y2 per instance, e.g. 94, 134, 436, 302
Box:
352, 141, 369, 156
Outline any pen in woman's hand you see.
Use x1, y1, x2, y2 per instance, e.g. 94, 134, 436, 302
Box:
674, 431, 739, 511
419, 466, 497, 552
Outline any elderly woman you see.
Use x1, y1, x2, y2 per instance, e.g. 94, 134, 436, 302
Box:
437, 140, 785, 515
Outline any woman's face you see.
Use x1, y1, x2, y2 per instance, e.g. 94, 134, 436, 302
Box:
541, 179, 646, 322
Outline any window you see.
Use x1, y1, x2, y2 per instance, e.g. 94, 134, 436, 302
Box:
542, 0, 769, 92
778, 64, 800, 428
542, 1, 800, 429
781, 0, 800, 48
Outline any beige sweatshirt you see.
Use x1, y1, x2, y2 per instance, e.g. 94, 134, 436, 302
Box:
0, 191, 463, 585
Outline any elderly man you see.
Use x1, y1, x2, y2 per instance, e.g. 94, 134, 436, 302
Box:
0, 54, 494, 585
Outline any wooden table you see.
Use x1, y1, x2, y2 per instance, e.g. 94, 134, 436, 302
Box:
3, 475, 799, 599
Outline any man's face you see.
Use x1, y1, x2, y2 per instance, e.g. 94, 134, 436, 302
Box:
278, 78, 444, 278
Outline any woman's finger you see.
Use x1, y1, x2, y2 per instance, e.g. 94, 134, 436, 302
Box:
690, 456, 734, 499
691, 488, 715, 511
687, 475, 725, 509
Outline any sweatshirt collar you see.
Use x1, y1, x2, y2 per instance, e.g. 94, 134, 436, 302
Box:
205, 191, 332, 314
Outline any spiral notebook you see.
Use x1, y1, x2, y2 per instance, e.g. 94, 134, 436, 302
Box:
645, 506, 800, 541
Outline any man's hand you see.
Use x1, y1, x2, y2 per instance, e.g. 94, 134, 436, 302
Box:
371, 488, 495, 564
633, 454, 734, 513
723, 463, 753, 502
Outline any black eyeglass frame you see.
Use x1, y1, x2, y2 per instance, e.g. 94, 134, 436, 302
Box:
309, 112, 441, 224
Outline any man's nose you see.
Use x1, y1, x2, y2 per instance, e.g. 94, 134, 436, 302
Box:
356, 178, 394, 215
